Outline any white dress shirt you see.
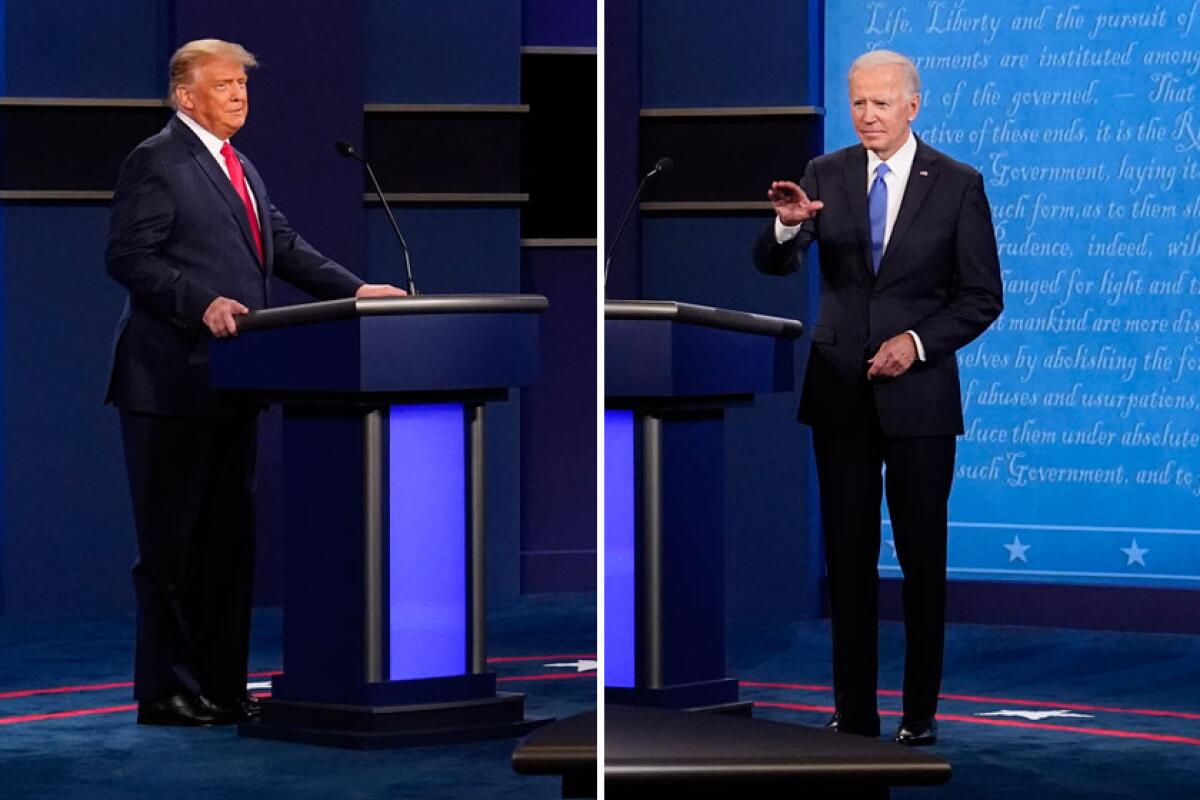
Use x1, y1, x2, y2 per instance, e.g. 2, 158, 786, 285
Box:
774, 130, 926, 361
176, 111, 261, 220
865, 130, 916, 253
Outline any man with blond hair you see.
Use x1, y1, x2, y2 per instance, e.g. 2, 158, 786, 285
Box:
753, 50, 1003, 745
106, 38, 405, 726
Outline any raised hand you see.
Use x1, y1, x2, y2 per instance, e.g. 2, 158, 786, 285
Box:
768, 180, 824, 226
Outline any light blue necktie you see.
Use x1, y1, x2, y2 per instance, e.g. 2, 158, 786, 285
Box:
868, 162, 890, 273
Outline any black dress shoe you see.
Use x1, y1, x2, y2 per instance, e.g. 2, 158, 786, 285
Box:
893, 718, 938, 746
236, 693, 262, 720
137, 693, 238, 727
211, 693, 262, 722
825, 712, 881, 737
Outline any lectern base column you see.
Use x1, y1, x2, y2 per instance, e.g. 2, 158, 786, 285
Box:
238, 692, 548, 748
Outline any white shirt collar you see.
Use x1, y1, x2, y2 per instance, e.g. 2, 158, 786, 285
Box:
866, 129, 917, 187
176, 111, 230, 161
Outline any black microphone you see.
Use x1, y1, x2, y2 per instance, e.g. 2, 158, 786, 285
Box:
604, 156, 673, 288
334, 139, 417, 296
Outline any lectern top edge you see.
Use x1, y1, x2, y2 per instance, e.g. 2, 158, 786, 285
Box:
605, 298, 804, 340
238, 293, 549, 333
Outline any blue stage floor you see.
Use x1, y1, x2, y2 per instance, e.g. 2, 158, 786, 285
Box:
4, 596, 1198, 798
0, 594, 596, 800
730, 619, 1200, 799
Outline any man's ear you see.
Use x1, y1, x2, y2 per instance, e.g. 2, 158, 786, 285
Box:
175, 85, 192, 111
908, 93, 921, 123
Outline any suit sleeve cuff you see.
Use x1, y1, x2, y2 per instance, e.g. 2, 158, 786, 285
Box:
906, 329, 927, 362
775, 217, 802, 244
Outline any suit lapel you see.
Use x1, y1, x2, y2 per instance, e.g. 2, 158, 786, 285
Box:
840, 146, 874, 277
169, 117, 265, 265
879, 139, 939, 275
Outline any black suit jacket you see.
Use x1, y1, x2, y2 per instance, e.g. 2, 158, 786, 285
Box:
754, 138, 1003, 437
106, 116, 364, 417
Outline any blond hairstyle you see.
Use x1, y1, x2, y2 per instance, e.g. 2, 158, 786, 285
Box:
168, 39, 258, 108
849, 50, 921, 97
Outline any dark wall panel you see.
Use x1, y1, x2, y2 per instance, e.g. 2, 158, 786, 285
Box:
639, 116, 822, 203
4, 0, 169, 97
365, 0, 520, 104
364, 112, 523, 194
0, 107, 170, 191
521, 53, 596, 239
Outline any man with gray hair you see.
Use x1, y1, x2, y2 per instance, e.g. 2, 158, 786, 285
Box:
753, 50, 1003, 745
106, 38, 406, 726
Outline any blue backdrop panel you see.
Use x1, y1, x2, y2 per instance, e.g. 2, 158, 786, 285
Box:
368, 206, 523, 608
522, 0, 596, 48
640, 0, 818, 108
0, 202, 6, 613
826, 0, 1200, 589
1, 205, 134, 614
365, 0, 520, 103
366, 206, 521, 293
3, 0, 168, 97
639, 215, 822, 621
388, 404, 467, 680
604, 0, 643, 300
0, 0, 8, 91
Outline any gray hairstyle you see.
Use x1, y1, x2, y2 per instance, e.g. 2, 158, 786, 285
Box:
848, 50, 921, 96
168, 39, 258, 109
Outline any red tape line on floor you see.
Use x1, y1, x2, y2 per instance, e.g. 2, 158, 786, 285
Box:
753, 701, 1200, 747
741, 681, 1200, 721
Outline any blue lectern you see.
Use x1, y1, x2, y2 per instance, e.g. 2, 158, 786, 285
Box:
209, 294, 548, 747
605, 299, 803, 712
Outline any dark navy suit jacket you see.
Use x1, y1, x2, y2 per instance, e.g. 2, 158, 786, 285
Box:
753, 138, 1004, 437
106, 115, 363, 416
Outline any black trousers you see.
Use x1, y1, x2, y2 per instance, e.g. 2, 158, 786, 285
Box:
811, 389, 955, 725
119, 410, 258, 703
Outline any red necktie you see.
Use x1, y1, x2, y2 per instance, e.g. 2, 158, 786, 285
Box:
220, 142, 264, 262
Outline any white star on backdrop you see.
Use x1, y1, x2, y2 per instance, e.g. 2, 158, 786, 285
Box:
1121, 539, 1149, 567
1003, 535, 1030, 563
